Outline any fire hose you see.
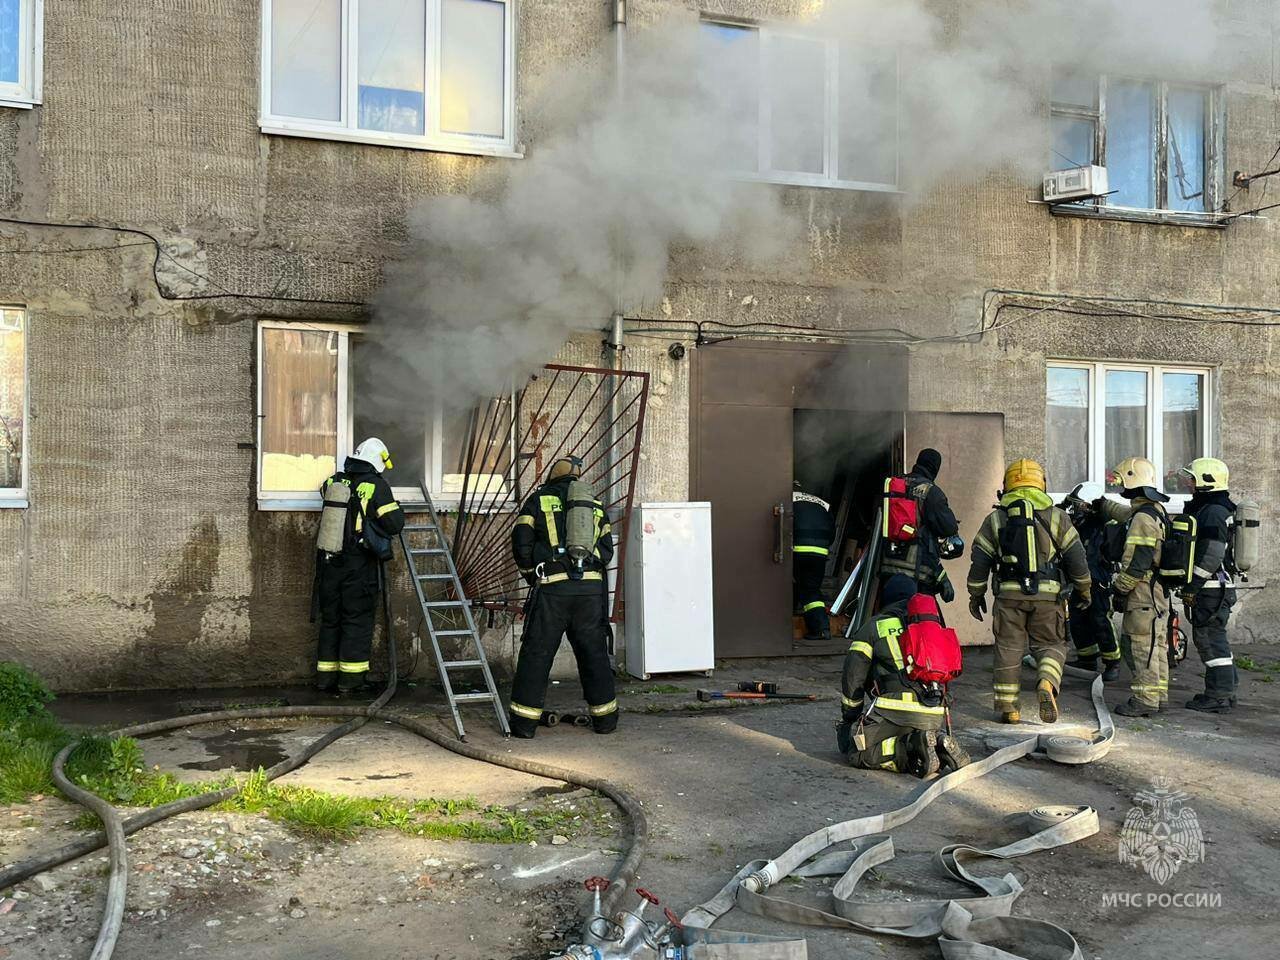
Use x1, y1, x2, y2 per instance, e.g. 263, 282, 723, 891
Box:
0, 574, 648, 960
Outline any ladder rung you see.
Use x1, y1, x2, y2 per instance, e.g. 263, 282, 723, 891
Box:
416, 573, 454, 580
444, 659, 484, 669
434, 629, 475, 637
425, 600, 467, 608
403, 525, 443, 533
453, 692, 499, 702
410, 548, 448, 556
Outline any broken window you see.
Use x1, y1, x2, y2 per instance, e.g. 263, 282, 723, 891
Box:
1048, 70, 1219, 213
0, 306, 26, 505
261, 0, 515, 156
0, 0, 39, 107
1045, 362, 1210, 499
699, 18, 899, 191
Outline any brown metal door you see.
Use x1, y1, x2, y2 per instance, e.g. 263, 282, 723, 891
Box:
696, 403, 794, 657
904, 412, 1006, 646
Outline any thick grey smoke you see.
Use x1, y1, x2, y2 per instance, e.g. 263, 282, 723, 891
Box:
369, 0, 1223, 408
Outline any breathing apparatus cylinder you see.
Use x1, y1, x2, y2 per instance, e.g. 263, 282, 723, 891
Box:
317, 479, 351, 554
1233, 500, 1260, 574
565, 479, 599, 572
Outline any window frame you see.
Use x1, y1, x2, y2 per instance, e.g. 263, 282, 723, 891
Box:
701, 16, 901, 193
1050, 74, 1225, 214
258, 0, 520, 159
0, 0, 43, 110
255, 320, 517, 511
0, 304, 28, 508
1046, 360, 1213, 504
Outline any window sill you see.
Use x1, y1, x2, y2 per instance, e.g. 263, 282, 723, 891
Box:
258, 497, 321, 512
259, 121, 524, 160
733, 171, 902, 194
1048, 203, 1229, 230
0, 498, 29, 509
0, 97, 38, 111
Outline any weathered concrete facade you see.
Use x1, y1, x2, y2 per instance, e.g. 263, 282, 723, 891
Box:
3, 1, 1280, 692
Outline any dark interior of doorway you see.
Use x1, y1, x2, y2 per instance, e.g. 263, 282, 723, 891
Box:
793, 409, 903, 652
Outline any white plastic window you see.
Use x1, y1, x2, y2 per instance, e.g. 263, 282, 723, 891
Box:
0, 0, 41, 108
1045, 361, 1211, 501
260, 0, 516, 157
699, 18, 899, 192
0, 306, 27, 506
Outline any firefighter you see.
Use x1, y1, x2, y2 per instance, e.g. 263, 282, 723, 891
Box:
1060, 482, 1122, 681
878, 448, 962, 603
836, 575, 970, 777
1180, 457, 1238, 714
1104, 457, 1171, 718
314, 438, 405, 697
508, 456, 617, 739
793, 482, 836, 642
967, 459, 1091, 724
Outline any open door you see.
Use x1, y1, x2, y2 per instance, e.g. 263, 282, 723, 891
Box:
905, 412, 1006, 646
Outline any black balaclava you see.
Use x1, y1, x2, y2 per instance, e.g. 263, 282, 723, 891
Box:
882, 574, 917, 609
912, 448, 943, 482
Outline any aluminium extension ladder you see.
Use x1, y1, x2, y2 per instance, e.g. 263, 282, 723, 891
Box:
399, 482, 510, 740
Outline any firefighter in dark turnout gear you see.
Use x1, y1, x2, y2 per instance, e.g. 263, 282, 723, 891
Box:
1060, 482, 1122, 681
836, 575, 969, 777
315, 438, 405, 696
967, 459, 1091, 724
509, 457, 617, 739
877, 449, 961, 603
1180, 458, 1239, 714
793, 484, 836, 642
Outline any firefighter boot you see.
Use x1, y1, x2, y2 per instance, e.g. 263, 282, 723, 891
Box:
1101, 660, 1121, 683
1114, 698, 1155, 717
1185, 693, 1233, 714
936, 733, 971, 772
999, 708, 1021, 724
1066, 656, 1099, 674
1037, 679, 1059, 724
904, 729, 940, 779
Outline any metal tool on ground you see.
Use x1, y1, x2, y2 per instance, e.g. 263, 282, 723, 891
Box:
697, 689, 816, 702
736, 681, 778, 694
399, 480, 509, 740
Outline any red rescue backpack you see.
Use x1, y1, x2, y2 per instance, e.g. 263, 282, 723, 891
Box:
900, 594, 963, 685
883, 476, 921, 544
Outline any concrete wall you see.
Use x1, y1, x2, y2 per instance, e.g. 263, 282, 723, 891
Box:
3, 0, 1280, 692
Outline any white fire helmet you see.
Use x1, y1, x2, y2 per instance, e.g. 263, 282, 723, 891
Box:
352, 437, 393, 474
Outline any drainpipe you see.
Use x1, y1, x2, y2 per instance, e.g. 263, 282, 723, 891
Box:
606, 2, 626, 647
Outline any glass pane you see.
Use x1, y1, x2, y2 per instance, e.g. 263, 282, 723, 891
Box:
439, 397, 512, 499
0, 308, 25, 490
699, 22, 760, 173
1046, 366, 1090, 493
350, 339, 428, 488
838, 46, 897, 185
1052, 69, 1097, 109
1105, 369, 1149, 491
1108, 80, 1155, 209
1163, 372, 1205, 494
767, 34, 826, 175
358, 0, 426, 136
441, 0, 506, 138
1167, 86, 1207, 212
260, 328, 338, 493
271, 0, 342, 122
1, 0, 20, 85
1051, 116, 1095, 170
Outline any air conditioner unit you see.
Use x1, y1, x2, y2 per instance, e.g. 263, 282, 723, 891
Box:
1043, 164, 1109, 203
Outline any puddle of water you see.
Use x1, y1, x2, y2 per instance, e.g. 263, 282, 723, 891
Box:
178, 728, 293, 772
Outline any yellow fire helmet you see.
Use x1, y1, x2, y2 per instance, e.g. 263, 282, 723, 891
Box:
1113, 456, 1157, 493
1004, 458, 1046, 493
1182, 457, 1229, 493
548, 455, 584, 482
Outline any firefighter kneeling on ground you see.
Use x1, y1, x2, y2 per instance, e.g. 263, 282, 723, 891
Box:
313, 438, 405, 697
967, 458, 1092, 724
508, 456, 618, 739
836, 574, 969, 778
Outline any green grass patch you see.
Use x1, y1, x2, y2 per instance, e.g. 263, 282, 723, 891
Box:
1236, 655, 1279, 673
622, 684, 688, 695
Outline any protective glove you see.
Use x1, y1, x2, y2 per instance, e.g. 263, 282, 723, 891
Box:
968, 594, 987, 622
1071, 590, 1092, 612
939, 578, 956, 604
1179, 589, 1197, 607
1111, 590, 1127, 614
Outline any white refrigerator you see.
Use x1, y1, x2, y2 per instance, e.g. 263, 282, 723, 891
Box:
624, 502, 715, 679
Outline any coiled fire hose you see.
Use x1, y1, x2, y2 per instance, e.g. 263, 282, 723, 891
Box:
0, 576, 648, 960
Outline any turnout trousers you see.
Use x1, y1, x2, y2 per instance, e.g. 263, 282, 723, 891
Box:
793, 552, 830, 638
316, 553, 379, 690
1120, 580, 1168, 708
1189, 588, 1237, 700
991, 597, 1068, 714
846, 720, 915, 773
509, 588, 618, 737
1069, 587, 1120, 667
